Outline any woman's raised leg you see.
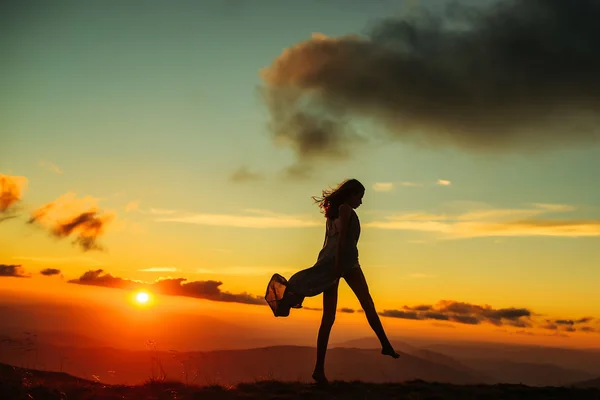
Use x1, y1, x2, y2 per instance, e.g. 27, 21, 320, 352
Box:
312, 281, 339, 384
344, 267, 399, 358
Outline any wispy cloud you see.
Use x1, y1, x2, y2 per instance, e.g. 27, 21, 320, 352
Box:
436, 179, 451, 186
138, 266, 178, 272
365, 203, 600, 238
148, 208, 178, 215
230, 166, 264, 183
125, 200, 140, 212
195, 265, 294, 275
39, 161, 63, 174
12, 256, 104, 267
372, 181, 423, 192
372, 182, 394, 192
406, 273, 437, 279
407, 240, 428, 244
155, 208, 320, 228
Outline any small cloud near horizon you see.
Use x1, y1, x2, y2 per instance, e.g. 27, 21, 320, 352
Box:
40, 268, 62, 278
437, 179, 451, 186
0, 264, 31, 278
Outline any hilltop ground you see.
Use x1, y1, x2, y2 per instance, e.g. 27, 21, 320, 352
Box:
2, 363, 600, 400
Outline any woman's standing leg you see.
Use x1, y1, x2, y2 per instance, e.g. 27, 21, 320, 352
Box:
344, 267, 399, 358
312, 280, 339, 383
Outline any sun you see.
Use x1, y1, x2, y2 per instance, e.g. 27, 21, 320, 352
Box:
135, 291, 150, 304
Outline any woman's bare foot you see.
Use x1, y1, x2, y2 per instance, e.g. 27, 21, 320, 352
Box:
312, 371, 329, 385
381, 347, 400, 359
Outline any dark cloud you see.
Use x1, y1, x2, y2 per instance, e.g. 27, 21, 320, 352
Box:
68, 269, 264, 306
541, 322, 558, 330
380, 310, 420, 320
423, 312, 449, 321
508, 319, 532, 328
384, 303, 597, 333
0, 264, 30, 278
261, 0, 600, 175
229, 166, 264, 183
409, 305, 433, 312
28, 194, 113, 252
555, 317, 594, 325
450, 314, 480, 325
338, 307, 355, 313
40, 268, 62, 277
382, 300, 532, 327
540, 317, 596, 333
0, 174, 27, 221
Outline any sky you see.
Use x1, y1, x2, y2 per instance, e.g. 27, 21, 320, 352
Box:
1, 0, 600, 348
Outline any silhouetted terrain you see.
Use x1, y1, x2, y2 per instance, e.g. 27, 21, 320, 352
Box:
574, 377, 600, 389
0, 343, 488, 386
2, 362, 600, 400
2, 340, 599, 388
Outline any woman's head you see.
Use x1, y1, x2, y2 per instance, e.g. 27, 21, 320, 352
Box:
313, 179, 366, 219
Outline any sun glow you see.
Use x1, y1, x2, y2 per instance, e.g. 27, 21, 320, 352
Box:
135, 291, 150, 304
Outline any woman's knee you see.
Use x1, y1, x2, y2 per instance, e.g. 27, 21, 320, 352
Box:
360, 293, 375, 311
321, 313, 336, 327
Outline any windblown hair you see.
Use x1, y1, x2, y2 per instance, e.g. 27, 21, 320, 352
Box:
312, 179, 365, 219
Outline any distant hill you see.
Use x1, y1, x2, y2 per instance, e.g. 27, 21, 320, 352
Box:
333, 337, 494, 384
573, 377, 600, 389
0, 343, 489, 386
463, 359, 595, 387
2, 362, 600, 400
333, 337, 600, 387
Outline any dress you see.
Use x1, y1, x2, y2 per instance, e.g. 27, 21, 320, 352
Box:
265, 209, 361, 317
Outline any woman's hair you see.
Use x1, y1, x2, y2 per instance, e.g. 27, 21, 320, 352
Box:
312, 179, 365, 219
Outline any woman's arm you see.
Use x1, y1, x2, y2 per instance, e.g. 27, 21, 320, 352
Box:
334, 203, 352, 276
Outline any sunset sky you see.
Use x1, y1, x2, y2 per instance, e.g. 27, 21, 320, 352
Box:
2, 0, 600, 348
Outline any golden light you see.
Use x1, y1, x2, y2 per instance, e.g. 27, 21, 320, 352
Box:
135, 291, 150, 304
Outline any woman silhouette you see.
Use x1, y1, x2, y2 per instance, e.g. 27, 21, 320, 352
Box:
265, 178, 399, 384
